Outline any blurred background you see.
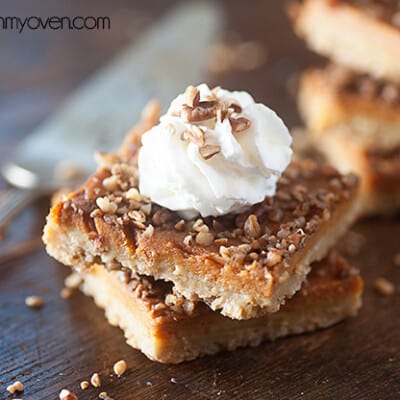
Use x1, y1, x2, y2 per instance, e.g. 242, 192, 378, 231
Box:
0, 0, 319, 167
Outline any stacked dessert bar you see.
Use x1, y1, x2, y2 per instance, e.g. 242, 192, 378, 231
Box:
44, 92, 362, 363
290, 0, 400, 215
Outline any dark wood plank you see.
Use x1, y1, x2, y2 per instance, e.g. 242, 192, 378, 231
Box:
1, 1, 399, 399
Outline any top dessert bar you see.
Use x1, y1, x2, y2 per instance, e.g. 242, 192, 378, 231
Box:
290, 0, 400, 83
43, 104, 360, 320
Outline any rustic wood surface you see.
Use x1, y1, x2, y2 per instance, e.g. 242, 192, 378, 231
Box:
1, 1, 399, 399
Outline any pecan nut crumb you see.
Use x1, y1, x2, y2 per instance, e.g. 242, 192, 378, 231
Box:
125, 187, 141, 201
7, 381, 24, 394
195, 231, 214, 246
244, 214, 261, 238
229, 116, 251, 133
90, 372, 101, 388
199, 144, 221, 160
186, 125, 206, 147
181, 103, 217, 123
25, 295, 44, 309
184, 85, 200, 108
65, 272, 82, 289
183, 234, 193, 246
174, 219, 186, 231
59, 389, 78, 400
60, 288, 73, 299
96, 196, 118, 214
266, 249, 282, 267
99, 392, 114, 400
113, 359, 128, 377
220, 244, 252, 264
374, 277, 395, 296
102, 175, 119, 191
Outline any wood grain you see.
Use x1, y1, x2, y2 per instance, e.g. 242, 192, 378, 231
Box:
0, 1, 399, 399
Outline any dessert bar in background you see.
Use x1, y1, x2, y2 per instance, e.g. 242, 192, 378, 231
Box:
290, 0, 400, 216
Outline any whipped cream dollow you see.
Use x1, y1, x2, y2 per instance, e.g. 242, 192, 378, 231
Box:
138, 84, 292, 218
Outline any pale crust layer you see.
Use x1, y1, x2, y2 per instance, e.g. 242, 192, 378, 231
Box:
79, 251, 363, 363
290, 0, 400, 83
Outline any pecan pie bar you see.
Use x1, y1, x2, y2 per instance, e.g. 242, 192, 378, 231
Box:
299, 65, 400, 215
78, 251, 363, 363
289, 0, 400, 83
44, 103, 360, 319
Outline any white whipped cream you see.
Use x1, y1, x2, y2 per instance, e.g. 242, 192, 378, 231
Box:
138, 84, 292, 218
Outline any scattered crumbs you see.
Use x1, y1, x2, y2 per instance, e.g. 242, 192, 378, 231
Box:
99, 392, 114, 400
64, 272, 82, 289
90, 372, 102, 388
393, 253, 400, 267
59, 388, 78, 400
25, 295, 44, 309
60, 287, 73, 299
80, 381, 89, 390
374, 277, 395, 296
170, 377, 178, 384
113, 359, 127, 377
6, 381, 24, 394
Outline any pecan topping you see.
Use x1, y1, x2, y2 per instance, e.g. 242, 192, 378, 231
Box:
229, 116, 251, 133
181, 103, 217, 123
184, 85, 200, 108
200, 144, 221, 160
244, 214, 261, 238
228, 102, 242, 113
187, 125, 206, 147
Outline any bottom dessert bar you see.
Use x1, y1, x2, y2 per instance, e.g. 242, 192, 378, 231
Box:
78, 251, 362, 363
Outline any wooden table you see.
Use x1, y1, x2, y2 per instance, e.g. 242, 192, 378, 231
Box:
1, 1, 399, 399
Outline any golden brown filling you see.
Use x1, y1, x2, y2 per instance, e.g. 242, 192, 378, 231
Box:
61, 158, 357, 277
